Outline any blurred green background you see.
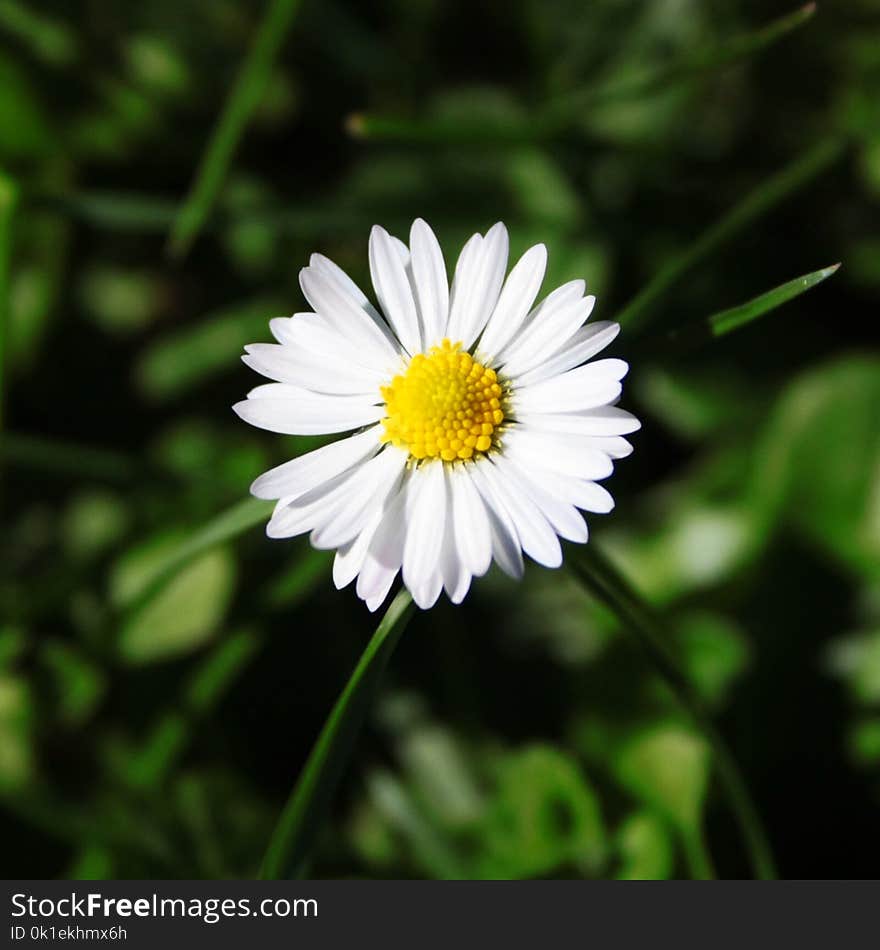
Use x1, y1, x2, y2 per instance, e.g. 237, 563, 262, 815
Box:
1, 0, 879, 880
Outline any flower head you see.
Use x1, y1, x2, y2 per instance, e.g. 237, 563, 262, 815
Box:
234, 220, 639, 611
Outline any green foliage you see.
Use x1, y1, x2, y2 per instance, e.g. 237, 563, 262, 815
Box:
118, 547, 236, 665
1, 0, 877, 881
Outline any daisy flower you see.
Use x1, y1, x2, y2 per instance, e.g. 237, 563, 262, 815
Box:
234, 220, 640, 611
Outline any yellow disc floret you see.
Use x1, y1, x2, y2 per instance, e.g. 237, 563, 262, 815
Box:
380, 339, 505, 461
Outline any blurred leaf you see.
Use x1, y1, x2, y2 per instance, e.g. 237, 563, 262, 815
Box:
398, 725, 484, 827
752, 356, 880, 577
848, 719, 880, 766
0, 1, 78, 66
0, 57, 56, 159
634, 368, 750, 441
675, 610, 750, 707
135, 296, 281, 401
827, 630, 880, 705
168, 0, 305, 257
0, 169, 18, 428
615, 811, 675, 880
480, 745, 606, 878
61, 491, 129, 560
0, 673, 34, 789
111, 498, 271, 610
613, 723, 709, 837
78, 267, 165, 335
41, 641, 105, 727
0, 627, 26, 667
125, 34, 190, 98
367, 770, 466, 879
118, 547, 236, 665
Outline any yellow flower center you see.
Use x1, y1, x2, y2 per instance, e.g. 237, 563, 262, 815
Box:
380, 339, 505, 461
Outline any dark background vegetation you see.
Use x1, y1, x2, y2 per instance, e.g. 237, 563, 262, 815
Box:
1, 0, 878, 879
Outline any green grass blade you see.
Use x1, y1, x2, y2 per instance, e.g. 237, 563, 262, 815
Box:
0, 170, 19, 432
649, 263, 841, 351
568, 544, 777, 880
709, 263, 840, 337
260, 589, 416, 879
615, 137, 844, 334
0, 431, 142, 481
349, 5, 817, 144
118, 497, 272, 610
545, 4, 817, 124
167, 0, 303, 259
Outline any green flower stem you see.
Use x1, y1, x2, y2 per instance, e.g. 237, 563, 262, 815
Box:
569, 544, 777, 880
260, 589, 416, 879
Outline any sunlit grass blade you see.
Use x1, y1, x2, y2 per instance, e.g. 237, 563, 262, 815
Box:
349, 5, 817, 144
0, 170, 19, 432
118, 497, 272, 610
647, 263, 841, 351
615, 137, 844, 334
167, 0, 303, 259
260, 589, 416, 879
708, 263, 840, 337
568, 544, 777, 880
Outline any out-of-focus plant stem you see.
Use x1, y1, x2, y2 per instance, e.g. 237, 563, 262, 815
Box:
0, 170, 19, 433
615, 137, 845, 334
569, 544, 777, 880
260, 589, 416, 879
167, 0, 303, 259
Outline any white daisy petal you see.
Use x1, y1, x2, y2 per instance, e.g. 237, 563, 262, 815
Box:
242, 343, 380, 395
494, 278, 584, 363
238, 219, 638, 610
512, 359, 628, 415
300, 266, 400, 367
501, 295, 596, 377
369, 225, 423, 354
441, 470, 473, 602
514, 321, 620, 385
502, 426, 614, 481
233, 385, 383, 436
477, 243, 547, 360
467, 462, 524, 579
450, 465, 493, 577
446, 222, 509, 348
479, 459, 562, 568
333, 506, 384, 590
250, 426, 381, 500
515, 406, 641, 437
590, 436, 634, 458
402, 462, 447, 606
357, 474, 412, 610
493, 455, 588, 544
311, 446, 408, 549
409, 218, 449, 346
